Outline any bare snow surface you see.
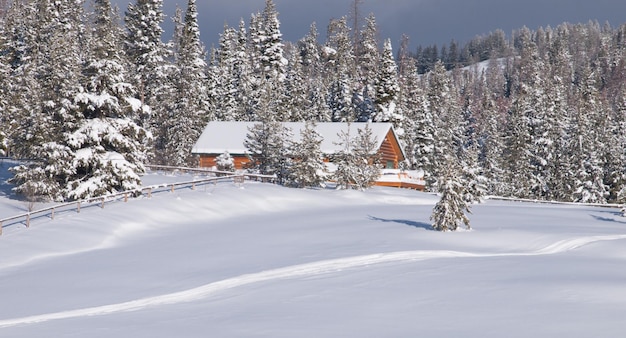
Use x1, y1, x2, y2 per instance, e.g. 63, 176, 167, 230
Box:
1, 169, 626, 337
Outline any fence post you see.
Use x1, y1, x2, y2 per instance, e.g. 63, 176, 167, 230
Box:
51, 208, 55, 220
0, 221, 3, 236
124, 193, 128, 202
26, 213, 30, 228
148, 187, 152, 198
171, 185, 175, 193
192, 182, 196, 190
77, 201, 81, 213
101, 198, 105, 209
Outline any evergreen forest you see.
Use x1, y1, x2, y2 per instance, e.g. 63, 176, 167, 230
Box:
1, 0, 626, 205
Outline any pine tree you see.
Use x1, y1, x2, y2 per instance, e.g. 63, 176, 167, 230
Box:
216, 150, 235, 171
478, 60, 509, 196
431, 167, 471, 232
10, 0, 86, 201
288, 122, 326, 188
543, 28, 573, 200
165, 0, 210, 166
333, 124, 358, 189
352, 123, 382, 188
373, 39, 400, 123
0, 12, 9, 156
213, 24, 239, 121
570, 64, 608, 203
352, 13, 378, 122
459, 89, 487, 204
357, 13, 379, 85
244, 120, 293, 185
326, 17, 356, 122
503, 27, 538, 198
124, 0, 174, 162
396, 35, 429, 170
426, 61, 461, 190
333, 123, 381, 190
610, 96, 626, 203
298, 22, 322, 78
0, 1, 40, 158
59, 0, 150, 200
257, 0, 287, 81
283, 51, 308, 121
233, 19, 254, 121
298, 23, 332, 122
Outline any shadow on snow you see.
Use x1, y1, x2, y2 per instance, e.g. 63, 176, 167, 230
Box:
368, 215, 433, 230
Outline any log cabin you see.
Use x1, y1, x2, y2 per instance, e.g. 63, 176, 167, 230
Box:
191, 121, 424, 190
191, 121, 406, 170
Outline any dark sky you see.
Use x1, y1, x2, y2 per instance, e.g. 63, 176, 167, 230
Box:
113, 0, 626, 51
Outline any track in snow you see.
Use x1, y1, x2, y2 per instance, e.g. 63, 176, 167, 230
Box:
1, 234, 625, 328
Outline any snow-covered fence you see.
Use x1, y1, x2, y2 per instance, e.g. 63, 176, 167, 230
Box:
485, 195, 625, 210
0, 167, 279, 236
0, 193, 132, 233
0, 165, 277, 236
144, 164, 276, 183
0, 174, 246, 236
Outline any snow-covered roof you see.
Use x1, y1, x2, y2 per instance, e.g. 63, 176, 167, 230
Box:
192, 121, 403, 157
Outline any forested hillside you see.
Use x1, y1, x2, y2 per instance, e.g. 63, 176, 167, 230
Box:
1, 0, 625, 204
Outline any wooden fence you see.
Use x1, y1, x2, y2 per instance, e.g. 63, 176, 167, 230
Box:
0, 167, 276, 236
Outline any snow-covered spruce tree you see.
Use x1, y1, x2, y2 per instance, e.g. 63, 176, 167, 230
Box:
522, 30, 557, 200
10, 0, 86, 201
298, 22, 322, 79
244, 119, 293, 185
501, 29, 539, 199
333, 125, 357, 189
0, 1, 40, 158
352, 123, 383, 188
476, 58, 509, 197
541, 30, 572, 201
459, 96, 487, 204
604, 87, 626, 203
352, 13, 378, 122
59, 0, 150, 201
397, 35, 430, 170
329, 76, 354, 122
333, 123, 381, 190
570, 64, 608, 203
356, 13, 379, 87
325, 17, 356, 122
426, 60, 461, 190
164, 0, 210, 166
124, 0, 174, 163
213, 23, 240, 121
430, 165, 471, 232
372, 39, 400, 124
0, 15, 9, 157
505, 26, 557, 200
257, 0, 287, 81
288, 121, 326, 188
216, 151, 235, 172
232, 19, 254, 121
64, 118, 149, 200
283, 51, 308, 121
298, 23, 332, 122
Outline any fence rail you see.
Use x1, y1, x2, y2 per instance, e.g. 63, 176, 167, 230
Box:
0, 166, 276, 236
485, 195, 625, 210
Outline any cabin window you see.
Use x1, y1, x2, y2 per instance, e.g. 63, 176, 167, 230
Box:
386, 160, 395, 169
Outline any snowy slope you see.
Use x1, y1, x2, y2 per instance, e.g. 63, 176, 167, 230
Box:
0, 172, 625, 337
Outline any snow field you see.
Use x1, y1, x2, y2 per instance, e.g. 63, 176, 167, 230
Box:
0, 175, 625, 337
